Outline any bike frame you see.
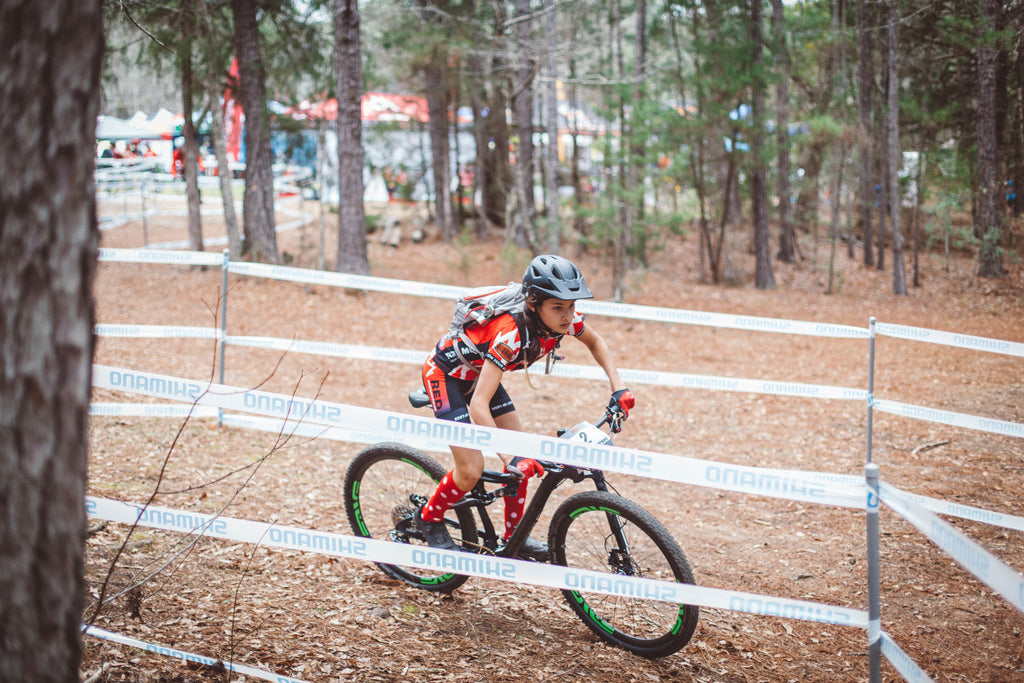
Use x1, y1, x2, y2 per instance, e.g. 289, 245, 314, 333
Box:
450, 425, 629, 561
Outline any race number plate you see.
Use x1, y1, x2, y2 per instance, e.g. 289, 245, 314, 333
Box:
561, 421, 612, 446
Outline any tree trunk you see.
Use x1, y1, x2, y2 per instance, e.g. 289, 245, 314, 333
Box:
334, 0, 370, 274
773, 0, 795, 264
425, 56, 453, 242
569, 57, 587, 248
976, 0, 1005, 278
752, 0, 775, 289
887, 0, 907, 294
543, 0, 560, 253
206, 76, 242, 258
180, 31, 204, 253
512, 0, 535, 249
231, 0, 279, 263
875, 125, 887, 271
859, 0, 875, 267
0, 2, 102, 679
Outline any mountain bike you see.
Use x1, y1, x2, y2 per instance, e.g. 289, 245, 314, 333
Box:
342, 392, 700, 659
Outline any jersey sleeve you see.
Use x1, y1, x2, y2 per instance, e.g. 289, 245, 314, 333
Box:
568, 311, 586, 337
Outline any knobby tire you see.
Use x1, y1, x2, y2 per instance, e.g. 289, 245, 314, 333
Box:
548, 490, 700, 658
343, 442, 477, 593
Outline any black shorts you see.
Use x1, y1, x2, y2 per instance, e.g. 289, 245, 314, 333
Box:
422, 362, 515, 423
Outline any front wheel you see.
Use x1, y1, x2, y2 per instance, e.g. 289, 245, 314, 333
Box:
343, 442, 477, 593
548, 490, 699, 658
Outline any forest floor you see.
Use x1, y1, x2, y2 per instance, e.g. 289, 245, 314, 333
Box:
82, 194, 1024, 682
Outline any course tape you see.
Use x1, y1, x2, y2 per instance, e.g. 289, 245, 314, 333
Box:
876, 322, 1024, 359
98, 247, 224, 267
96, 324, 220, 340
90, 364, 864, 509
880, 482, 1024, 617
83, 625, 309, 683
91, 404, 1024, 535
228, 261, 466, 300
90, 403, 220, 419
874, 398, 1024, 440
97, 248, 1023, 356
880, 632, 935, 683
97, 325, 868, 401
86, 495, 867, 629
223, 334, 867, 402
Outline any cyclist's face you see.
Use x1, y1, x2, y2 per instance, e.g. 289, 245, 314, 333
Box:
536, 297, 576, 333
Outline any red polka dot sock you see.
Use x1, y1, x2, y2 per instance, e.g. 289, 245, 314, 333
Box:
420, 471, 466, 523
503, 477, 531, 540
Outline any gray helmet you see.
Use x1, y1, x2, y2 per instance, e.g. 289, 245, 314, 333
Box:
522, 255, 593, 300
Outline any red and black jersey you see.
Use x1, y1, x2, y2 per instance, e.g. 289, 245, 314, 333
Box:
429, 310, 586, 382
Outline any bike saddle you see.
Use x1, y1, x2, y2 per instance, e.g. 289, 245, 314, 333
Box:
408, 389, 431, 409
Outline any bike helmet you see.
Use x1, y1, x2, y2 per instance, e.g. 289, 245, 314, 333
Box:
522, 254, 593, 300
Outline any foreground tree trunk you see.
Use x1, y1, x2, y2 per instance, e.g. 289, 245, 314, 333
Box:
0, 1, 102, 679
334, 0, 370, 274
231, 0, 279, 263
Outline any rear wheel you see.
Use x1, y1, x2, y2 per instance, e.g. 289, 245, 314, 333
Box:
549, 490, 699, 658
343, 442, 477, 593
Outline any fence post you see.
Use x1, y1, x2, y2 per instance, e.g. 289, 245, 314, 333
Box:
217, 248, 230, 428
866, 462, 882, 682
865, 316, 881, 681
140, 180, 148, 247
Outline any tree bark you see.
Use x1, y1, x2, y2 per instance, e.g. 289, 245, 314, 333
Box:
0, 1, 102, 679
887, 0, 907, 294
231, 0, 279, 263
752, 0, 775, 289
976, 0, 1005, 277
334, 0, 370, 274
206, 76, 242, 258
180, 24, 204, 253
425, 55, 453, 242
543, 0, 560, 253
512, 0, 535, 249
773, 0, 795, 264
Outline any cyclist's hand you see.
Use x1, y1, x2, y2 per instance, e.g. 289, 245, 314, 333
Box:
506, 456, 546, 480
607, 388, 635, 433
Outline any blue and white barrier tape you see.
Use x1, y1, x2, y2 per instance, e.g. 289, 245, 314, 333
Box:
83, 625, 309, 683
880, 482, 1024, 617
227, 260, 466, 300
90, 403, 220, 419
874, 399, 1024, 440
97, 249, 1024, 356
90, 364, 865, 509
86, 496, 868, 629
96, 324, 220, 340
877, 322, 1024, 359
96, 326, 869, 402
880, 632, 935, 683
98, 248, 224, 267
91, 404, 1024, 535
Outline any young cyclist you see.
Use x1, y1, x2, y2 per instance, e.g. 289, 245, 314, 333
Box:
417, 254, 635, 559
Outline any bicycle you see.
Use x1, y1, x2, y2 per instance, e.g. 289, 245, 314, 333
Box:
342, 391, 700, 658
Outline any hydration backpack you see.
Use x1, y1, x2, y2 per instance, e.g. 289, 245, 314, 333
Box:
446, 282, 557, 389
447, 282, 528, 339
